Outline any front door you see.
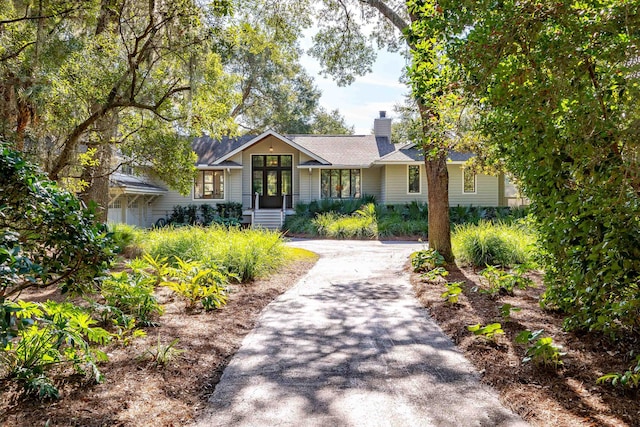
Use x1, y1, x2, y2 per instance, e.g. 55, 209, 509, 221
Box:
252, 155, 292, 209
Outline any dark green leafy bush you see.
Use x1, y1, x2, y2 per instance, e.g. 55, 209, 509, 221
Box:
0, 144, 115, 298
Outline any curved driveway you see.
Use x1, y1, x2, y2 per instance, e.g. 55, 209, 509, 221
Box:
194, 239, 527, 427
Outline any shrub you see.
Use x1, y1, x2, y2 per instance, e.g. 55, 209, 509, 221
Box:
452, 220, 537, 268
283, 215, 317, 235
0, 144, 115, 298
441, 282, 463, 304
515, 329, 565, 368
378, 218, 428, 238
479, 265, 534, 296
140, 337, 184, 366
467, 323, 504, 341
108, 223, 144, 257
99, 269, 164, 326
200, 204, 217, 225
598, 356, 640, 389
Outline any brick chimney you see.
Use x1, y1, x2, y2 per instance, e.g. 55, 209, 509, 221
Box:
374, 111, 392, 140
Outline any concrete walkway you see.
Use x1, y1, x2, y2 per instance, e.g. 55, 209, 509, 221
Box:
193, 240, 527, 427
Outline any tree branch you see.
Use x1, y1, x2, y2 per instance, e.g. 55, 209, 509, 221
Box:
359, 0, 409, 32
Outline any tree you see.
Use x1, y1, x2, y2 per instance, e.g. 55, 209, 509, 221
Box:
302, 0, 454, 260
391, 98, 422, 145
411, 0, 640, 336
222, 1, 353, 135
0, 0, 238, 219
309, 108, 354, 135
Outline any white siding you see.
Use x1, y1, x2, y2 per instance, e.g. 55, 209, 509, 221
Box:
380, 167, 387, 202
299, 168, 319, 204
381, 164, 429, 205
379, 164, 499, 206
448, 165, 499, 206
362, 167, 382, 201
150, 168, 242, 223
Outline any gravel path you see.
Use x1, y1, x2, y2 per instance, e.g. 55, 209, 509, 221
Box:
193, 239, 527, 427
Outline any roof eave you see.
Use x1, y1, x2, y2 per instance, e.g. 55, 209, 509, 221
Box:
296, 164, 372, 169
110, 186, 168, 195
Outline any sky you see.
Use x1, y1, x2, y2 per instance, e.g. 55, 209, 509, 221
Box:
299, 39, 410, 135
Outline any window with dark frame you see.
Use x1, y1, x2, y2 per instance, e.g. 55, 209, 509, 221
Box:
408, 165, 420, 193
320, 169, 361, 199
194, 170, 224, 199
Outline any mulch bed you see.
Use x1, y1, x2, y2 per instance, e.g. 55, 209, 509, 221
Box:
410, 265, 640, 427
3, 252, 639, 427
0, 257, 317, 427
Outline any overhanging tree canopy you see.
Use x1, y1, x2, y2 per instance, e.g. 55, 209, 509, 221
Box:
409, 0, 640, 336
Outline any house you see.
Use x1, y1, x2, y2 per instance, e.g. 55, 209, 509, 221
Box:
108, 112, 520, 228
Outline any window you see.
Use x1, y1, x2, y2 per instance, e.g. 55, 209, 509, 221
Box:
321, 169, 361, 199
194, 170, 224, 199
408, 165, 420, 193
108, 199, 121, 209
463, 168, 476, 194
121, 164, 134, 175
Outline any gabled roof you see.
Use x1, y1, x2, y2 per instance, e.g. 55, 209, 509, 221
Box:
289, 135, 395, 167
212, 131, 329, 165
191, 132, 470, 168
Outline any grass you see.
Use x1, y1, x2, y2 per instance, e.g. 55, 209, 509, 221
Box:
139, 225, 288, 282
286, 247, 320, 262
452, 220, 538, 268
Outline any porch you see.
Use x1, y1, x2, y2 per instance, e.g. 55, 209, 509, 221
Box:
244, 192, 295, 230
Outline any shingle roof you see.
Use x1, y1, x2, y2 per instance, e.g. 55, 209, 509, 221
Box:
287, 135, 395, 166
190, 133, 471, 167
110, 172, 167, 194
192, 135, 255, 165
377, 144, 474, 163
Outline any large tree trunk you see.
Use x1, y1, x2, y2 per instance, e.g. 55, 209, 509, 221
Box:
424, 154, 453, 261
79, 142, 112, 223
417, 99, 453, 262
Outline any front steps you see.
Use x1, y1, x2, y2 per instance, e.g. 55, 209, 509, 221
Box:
252, 209, 284, 230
